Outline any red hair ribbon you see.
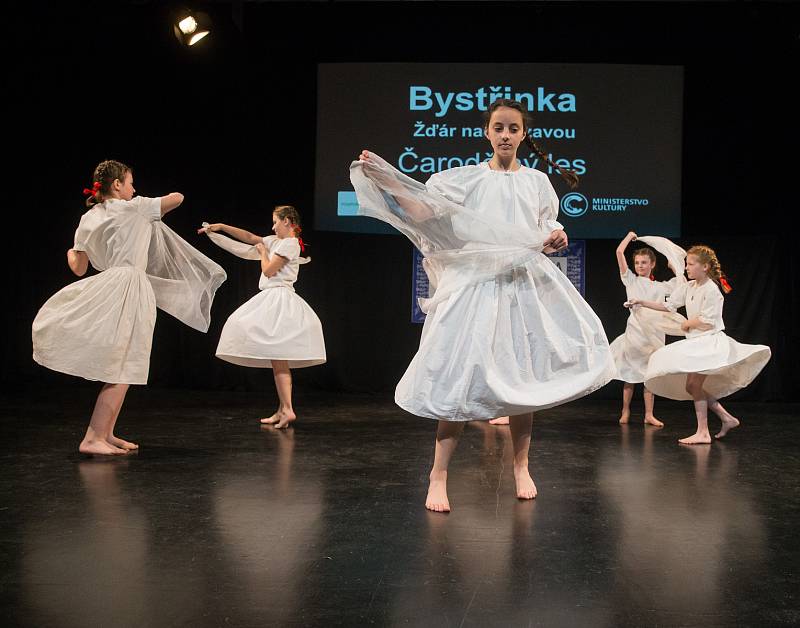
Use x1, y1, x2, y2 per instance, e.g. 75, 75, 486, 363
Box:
719, 275, 732, 294
649, 273, 655, 281
292, 224, 307, 253
82, 182, 101, 197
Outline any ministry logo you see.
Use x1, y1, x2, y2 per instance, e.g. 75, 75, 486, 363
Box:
560, 192, 588, 218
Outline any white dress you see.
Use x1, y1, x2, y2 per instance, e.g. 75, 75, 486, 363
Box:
644, 280, 771, 400
32, 197, 226, 384
350, 157, 616, 421
610, 270, 682, 383
215, 236, 326, 369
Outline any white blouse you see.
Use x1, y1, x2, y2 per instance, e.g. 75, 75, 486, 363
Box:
426, 162, 564, 234
665, 279, 725, 337
259, 236, 302, 289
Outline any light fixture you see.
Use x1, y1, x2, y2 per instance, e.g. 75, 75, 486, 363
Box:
173, 10, 211, 47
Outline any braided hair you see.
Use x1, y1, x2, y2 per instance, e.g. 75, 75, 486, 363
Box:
273, 205, 301, 234
687, 244, 732, 293
86, 160, 132, 208
483, 99, 579, 189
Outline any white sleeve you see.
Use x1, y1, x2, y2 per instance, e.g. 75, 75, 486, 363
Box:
620, 268, 636, 288
73, 214, 91, 251
426, 170, 465, 205
698, 286, 724, 325
73, 208, 103, 251
132, 196, 162, 222
272, 238, 301, 262
537, 174, 564, 232
665, 281, 688, 312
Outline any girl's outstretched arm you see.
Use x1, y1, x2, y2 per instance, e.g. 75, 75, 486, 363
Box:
627, 298, 669, 312
197, 223, 264, 245
67, 249, 88, 277
358, 150, 433, 222
616, 231, 637, 275
160, 193, 184, 217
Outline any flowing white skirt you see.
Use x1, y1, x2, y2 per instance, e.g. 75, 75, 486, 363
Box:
644, 332, 771, 400
610, 313, 665, 384
396, 255, 617, 421
216, 286, 326, 369
32, 267, 157, 384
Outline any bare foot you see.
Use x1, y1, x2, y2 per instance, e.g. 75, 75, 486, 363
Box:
644, 415, 664, 428
261, 410, 296, 429
715, 416, 740, 439
489, 416, 509, 425
426, 471, 451, 512
678, 432, 712, 445
107, 435, 138, 451
619, 411, 630, 425
514, 465, 538, 500
79, 438, 128, 456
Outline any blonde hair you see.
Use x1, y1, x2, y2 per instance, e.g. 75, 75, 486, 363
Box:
687, 244, 732, 293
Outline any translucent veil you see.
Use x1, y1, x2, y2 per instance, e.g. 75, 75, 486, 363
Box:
201, 223, 311, 264
629, 235, 688, 336
145, 223, 227, 332
349, 152, 547, 311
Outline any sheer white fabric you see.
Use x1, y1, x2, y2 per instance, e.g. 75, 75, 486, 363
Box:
32, 197, 226, 384
635, 235, 686, 279
351, 155, 547, 312
350, 153, 616, 420
202, 224, 311, 265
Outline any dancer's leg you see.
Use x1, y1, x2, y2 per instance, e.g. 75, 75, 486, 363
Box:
680, 374, 712, 444
426, 420, 465, 512
80, 383, 130, 455
106, 384, 137, 450
643, 387, 664, 427
708, 395, 740, 439
509, 412, 537, 499
261, 360, 296, 428
619, 383, 634, 424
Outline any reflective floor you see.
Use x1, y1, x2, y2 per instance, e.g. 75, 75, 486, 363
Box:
1, 387, 798, 627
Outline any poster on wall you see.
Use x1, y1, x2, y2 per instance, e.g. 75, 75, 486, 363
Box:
316, 62, 683, 238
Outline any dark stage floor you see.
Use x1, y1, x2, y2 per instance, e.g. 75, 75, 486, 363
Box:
1, 387, 798, 627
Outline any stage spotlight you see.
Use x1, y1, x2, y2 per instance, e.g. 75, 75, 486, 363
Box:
173, 10, 211, 47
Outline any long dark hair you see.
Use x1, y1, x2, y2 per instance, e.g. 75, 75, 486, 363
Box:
483, 99, 579, 189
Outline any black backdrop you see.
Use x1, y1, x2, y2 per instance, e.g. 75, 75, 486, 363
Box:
4, 1, 798, 401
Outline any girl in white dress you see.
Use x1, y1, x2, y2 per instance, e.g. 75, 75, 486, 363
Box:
611, 231, 685, 427
351, 99, 616, 511
199, 206, 326, 428
628, 245, 771, 444
32, 160, 226, 455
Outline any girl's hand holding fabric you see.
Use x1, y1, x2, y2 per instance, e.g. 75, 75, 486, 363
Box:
358, 150, 395, 186
543, 229, 568, 252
